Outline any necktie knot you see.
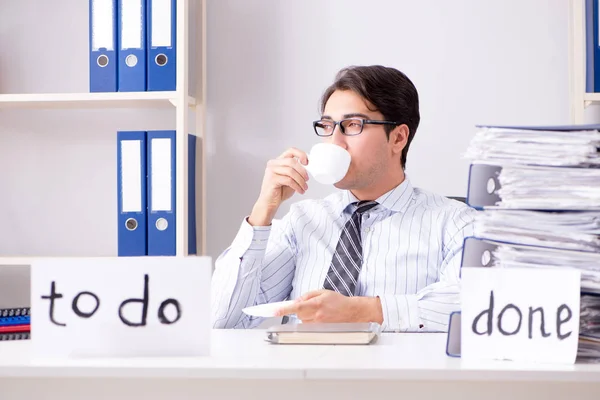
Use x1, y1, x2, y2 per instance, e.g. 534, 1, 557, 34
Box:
354, 201, 378, 215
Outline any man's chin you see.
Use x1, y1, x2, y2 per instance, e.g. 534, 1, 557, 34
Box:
333, 176, 352, 190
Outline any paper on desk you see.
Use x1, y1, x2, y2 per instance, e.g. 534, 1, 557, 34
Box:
461, 267, 581, 364
242, 300, 295, 317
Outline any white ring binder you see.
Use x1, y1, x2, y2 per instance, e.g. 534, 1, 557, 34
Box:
125, 54, 138, 67
156, 218, 168, 231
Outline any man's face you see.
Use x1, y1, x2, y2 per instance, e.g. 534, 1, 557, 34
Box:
320, 89, 398, 191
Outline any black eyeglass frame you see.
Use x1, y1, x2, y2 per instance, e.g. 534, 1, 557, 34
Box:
312, 118, 401, 136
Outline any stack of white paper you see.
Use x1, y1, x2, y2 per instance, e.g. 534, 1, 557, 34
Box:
465, 126, 600, 167
463, 124, 600, 362
491, 244, 600, 294
475, 209, 600, 252
578, 295, 600, 362
493, 165, 600, 209
578, 336, 600, 362
485, 243, 600, 362
581, 295, 600, 337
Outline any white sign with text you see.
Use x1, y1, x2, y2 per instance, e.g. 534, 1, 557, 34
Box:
31, 257, 212, 359
461, 267, 581, 364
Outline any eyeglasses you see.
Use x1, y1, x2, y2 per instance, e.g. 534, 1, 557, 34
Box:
313, 118, 400, 137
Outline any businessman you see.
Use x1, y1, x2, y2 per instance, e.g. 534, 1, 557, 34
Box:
211, 65, 476, 332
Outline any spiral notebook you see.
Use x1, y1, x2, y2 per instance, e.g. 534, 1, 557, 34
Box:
0, 332, 30, 341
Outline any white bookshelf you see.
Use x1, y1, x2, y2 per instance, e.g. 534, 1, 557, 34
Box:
0, 0, 207, 263
0, 92, 197, 109
583, 92, 600, 103
0, 258, 36, 266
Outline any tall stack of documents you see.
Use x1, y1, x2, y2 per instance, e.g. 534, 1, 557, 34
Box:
463, 124, 600, 362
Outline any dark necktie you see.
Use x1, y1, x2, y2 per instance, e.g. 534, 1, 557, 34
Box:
323, 201, 378, 296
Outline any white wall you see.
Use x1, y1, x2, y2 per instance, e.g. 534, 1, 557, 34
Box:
205, 0, 571, 258
0, 0, 573, 262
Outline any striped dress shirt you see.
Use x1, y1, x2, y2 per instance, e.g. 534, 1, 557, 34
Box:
211, 176, 477, 332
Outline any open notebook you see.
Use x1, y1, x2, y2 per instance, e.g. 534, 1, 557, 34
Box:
265, 322, 381, 345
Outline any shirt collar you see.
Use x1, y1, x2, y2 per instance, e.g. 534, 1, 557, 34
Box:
335, 175, 415, 216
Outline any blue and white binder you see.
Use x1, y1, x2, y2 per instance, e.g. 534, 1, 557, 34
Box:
117, 131, 148, 256
147, 131, 176, 256
465, 163, 502, 210
445, 311, 461, 357
118, 0, 147, 91
586, 0, 596, 92
592, 0, 600, 92
187, 134, 198, 255
460, 237, 501, 269
89, 0, 118, 92
147, 0, 177, 91
146, 132, 199, 256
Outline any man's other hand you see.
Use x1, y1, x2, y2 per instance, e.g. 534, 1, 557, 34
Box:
275, 289, 384, 324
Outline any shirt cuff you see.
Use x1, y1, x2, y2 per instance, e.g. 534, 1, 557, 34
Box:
230, 217, 272, 259
378, 294, 423, 332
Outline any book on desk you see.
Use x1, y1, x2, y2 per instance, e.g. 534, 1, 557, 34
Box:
265, 322, 381, 345
0, 307, 31, 341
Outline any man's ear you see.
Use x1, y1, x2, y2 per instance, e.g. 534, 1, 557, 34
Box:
390, 124, 409, 155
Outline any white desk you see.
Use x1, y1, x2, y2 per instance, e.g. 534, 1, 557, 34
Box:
0, 330, 599, 400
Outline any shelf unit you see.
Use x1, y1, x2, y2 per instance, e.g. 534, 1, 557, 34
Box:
569, 0, 599, 122
0, 92, 196, 109
0, 0, 207, 266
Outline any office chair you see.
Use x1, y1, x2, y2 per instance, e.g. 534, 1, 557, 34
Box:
447, 196, 467, 204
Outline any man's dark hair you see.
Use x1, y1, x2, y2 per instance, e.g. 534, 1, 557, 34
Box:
320, 65, 420, 169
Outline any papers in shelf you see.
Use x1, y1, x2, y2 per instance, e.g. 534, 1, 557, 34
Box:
464, 125, 600, 167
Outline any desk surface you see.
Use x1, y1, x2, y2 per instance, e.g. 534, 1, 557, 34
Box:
0, 330, 599, 382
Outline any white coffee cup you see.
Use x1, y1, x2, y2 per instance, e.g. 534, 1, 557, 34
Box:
303, 143, 351, 185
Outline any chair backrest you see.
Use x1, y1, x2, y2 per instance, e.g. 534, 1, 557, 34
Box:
447, 196, 466, 204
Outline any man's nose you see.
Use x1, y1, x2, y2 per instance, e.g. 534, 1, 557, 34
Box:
327, 125, 347, 148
